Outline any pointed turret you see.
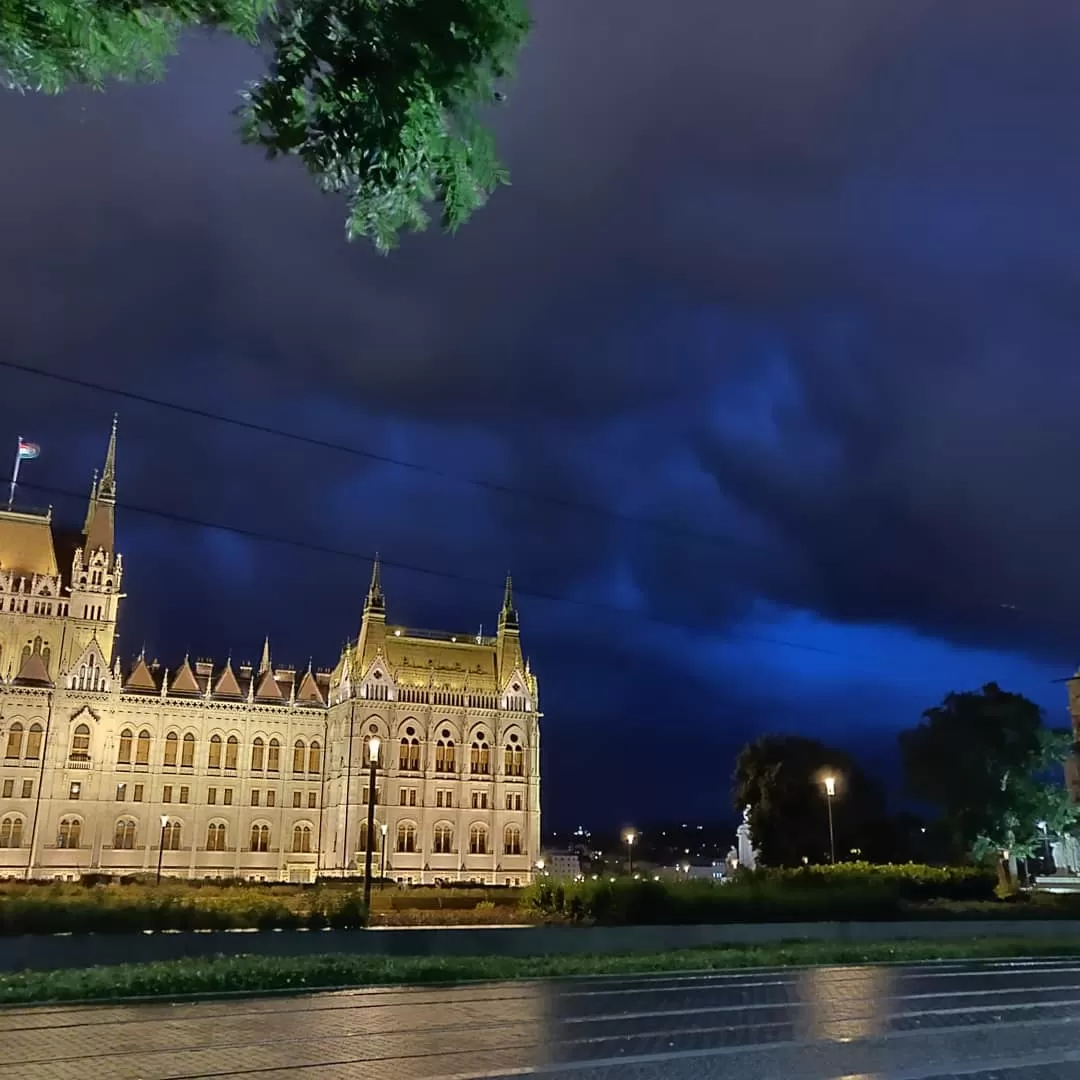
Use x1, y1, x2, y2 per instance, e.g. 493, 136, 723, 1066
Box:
498, 572, 519, 632
258, 636, 271, 675
355, 553, 387, 672
84, 415, 117, 554
496, 571, 523, 679
364, 554, 386, 618
98, 413, 117, 504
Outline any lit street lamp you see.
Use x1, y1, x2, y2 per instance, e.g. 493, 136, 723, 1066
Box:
380, 822, 388, 883
624, 829, 637, 876
822, 776, 836, 864
156, 815, 169, 884
363, 736, 380, 910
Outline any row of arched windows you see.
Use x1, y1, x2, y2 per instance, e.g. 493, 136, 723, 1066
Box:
395, 737, 525, 776
102, 819, 316, 852
115, 731, 322, 774
4, 722, 43, 761
356, 822, 522, 857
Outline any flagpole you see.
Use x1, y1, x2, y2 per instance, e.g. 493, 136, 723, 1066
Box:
7, 435, 21, 509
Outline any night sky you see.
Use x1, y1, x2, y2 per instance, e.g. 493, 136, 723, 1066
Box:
2, 1, 1080, 831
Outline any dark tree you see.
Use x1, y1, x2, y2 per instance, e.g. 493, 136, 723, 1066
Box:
1, 0, 531, 251
732, 734, 891, 867
899, 682, 1078, 884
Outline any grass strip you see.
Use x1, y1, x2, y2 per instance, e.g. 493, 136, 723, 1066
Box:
4, 937, 1080, 1006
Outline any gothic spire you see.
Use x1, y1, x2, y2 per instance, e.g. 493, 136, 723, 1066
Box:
258, 636, 271, 674
498, 571, 518, 632
364, 553, 386, 617
98, 413, 118, 504
83, 415, 117, 554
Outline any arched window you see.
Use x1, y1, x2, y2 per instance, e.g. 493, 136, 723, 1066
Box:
504, 824, 522, 856
399, 737, 420, 771
250, 823, 270, 852
135, 729, 151, 765
292, 739, 306, 773
117, 729, 133, 764
292, 824, 312, 853
70, 723, 91, 761
308, 741, 322, 774
435, 739, 455, 773
251, 737, 265, 771
433, 822, 453, 854
469, 824, 488, 855
267, 738, 281, 772
164, 732, 179, 766
114, 819, 136, 850
0, 815, 23, 848
357, 821, 379, 852
504, 743, 524, 777
24, 723, 42, 760
207, 734, 222, 769
206, 822, 227, 851
470, 739, 490, 775
5, 722, 23, 759
225, 736, 238, 770
20, 644, 30, 669
163, 820, 182, 850
181, 733, 195, 768
58, 817, 82, 849
396, 822, 417, 853
41, 642, 50, 669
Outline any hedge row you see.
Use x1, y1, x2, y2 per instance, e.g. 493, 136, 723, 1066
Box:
0, 883, 367, 935
521, 864, 1005, 926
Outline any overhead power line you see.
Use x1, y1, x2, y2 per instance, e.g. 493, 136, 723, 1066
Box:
1, 357, 1039, 644
0, 358, 743, 550
17, 477, 840, 657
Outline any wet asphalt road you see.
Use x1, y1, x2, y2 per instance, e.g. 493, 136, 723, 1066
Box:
3, 957, 1080, 1079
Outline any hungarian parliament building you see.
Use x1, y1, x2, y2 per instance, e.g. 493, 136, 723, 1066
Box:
0, 421, 541, 884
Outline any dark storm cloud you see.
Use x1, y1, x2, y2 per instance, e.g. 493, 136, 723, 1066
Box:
5, 0, 1080, 821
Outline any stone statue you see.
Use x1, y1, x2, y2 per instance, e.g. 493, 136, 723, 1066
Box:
735, 804, 758, 871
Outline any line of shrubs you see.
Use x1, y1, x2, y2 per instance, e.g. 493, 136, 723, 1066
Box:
0, 882, 368, 935
519, 863, 1062, 926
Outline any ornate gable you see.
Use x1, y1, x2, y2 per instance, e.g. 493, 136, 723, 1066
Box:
64, 638, 110, 692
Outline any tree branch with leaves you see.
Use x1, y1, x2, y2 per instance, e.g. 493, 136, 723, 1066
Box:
2, 0, 530, 250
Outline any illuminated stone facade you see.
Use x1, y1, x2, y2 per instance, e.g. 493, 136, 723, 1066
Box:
0, 422, 541, 883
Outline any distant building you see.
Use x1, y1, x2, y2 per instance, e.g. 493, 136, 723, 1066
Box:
0, 421, 541, 884
542, 851, 581, 880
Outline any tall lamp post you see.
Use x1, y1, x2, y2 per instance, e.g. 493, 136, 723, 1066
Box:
362, 736, 380, 910
822, 776, 836, 864
156, 815, 169, 884
624, 829, 637, 876
380, 822, 388, 883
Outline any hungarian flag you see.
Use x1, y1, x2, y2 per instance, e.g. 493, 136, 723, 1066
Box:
17, 441, 39, 461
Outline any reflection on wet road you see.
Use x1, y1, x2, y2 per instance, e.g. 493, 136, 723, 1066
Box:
3, 957, 1080, 1078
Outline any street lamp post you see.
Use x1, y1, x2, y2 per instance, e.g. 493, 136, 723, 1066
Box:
363, 736, 380, 911
380, 822, 388, 883
624, 829, 637, 876
822, 776, 836, 864
156, 815, 169, 884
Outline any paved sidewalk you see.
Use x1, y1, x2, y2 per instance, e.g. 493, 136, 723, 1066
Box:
3, 957, 1080, 1078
